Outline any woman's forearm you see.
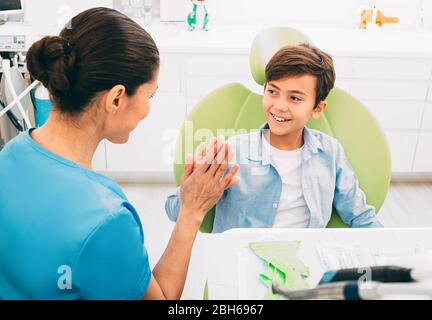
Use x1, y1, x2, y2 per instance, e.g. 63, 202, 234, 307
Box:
152, 207, 202, 299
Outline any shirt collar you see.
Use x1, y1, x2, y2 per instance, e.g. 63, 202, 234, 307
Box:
247, 123, 323, 164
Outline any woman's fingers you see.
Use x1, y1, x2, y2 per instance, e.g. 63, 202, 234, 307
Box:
180, 154, 195, 184
184, 153, 194, 174
196, 140, 224, 173
214, 136, 226, 164
193, 136, 232, 176
207, 143, 229, 176
205, 136, 227, 163
192, 141, 210, 174
194, 137, 217, 166
194, 142, 206, 163
213, 145, 233, 179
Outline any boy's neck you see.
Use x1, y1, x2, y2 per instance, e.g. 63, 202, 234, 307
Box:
267, 128, 304, 151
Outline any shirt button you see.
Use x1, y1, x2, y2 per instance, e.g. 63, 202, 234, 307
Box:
272, 203, 278, 209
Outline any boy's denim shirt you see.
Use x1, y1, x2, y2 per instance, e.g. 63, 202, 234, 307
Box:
165, 123, 383, 232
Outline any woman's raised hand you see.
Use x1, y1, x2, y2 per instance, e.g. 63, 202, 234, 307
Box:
179, 137, 240, 226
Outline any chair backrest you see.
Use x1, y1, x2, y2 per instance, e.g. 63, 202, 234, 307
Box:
173, 27, 392, 232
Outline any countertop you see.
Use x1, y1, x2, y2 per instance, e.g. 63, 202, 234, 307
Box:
2, 20, 432, 58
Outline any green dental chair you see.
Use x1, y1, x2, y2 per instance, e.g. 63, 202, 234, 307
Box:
173, 27, 392, 232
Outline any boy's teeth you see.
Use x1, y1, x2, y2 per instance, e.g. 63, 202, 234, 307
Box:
272, 113, 289, 122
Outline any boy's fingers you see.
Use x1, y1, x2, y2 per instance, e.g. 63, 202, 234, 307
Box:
227, 144, 234, 163
225, 176, 240, 189
221, 165, 239, 188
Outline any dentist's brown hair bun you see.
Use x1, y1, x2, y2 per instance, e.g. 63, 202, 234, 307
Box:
26, 7, 160, 116
27, 36, 76, 101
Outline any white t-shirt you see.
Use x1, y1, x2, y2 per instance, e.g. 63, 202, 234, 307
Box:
263, 137, 310, 228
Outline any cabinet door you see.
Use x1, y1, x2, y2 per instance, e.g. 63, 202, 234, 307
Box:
186, 76, 255, 99
353, 58, 432, 80
332, 57, 353, 79
187, 54, 250, 77
363, 101, 424, 130
105, 96, 186, 172
92, 140, 106, 171
428, 84, 432, 102
422, 103, 432, 130
186, 53, 262, 100
335, 79, 352, 93
351, 79, 429, 101
159, 53, 183, 94
413, 133, 432, 172
385, 131, 418, 172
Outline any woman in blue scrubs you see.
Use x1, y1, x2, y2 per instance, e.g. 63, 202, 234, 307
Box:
0, 7, 239, 300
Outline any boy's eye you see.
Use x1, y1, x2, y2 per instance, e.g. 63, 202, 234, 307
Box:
291, 96, 301, 102
267, 89, 277, 95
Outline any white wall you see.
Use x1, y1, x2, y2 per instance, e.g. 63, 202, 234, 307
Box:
24, 0, 113, 33
160, 0, 432, 30
20, 0, 432, 31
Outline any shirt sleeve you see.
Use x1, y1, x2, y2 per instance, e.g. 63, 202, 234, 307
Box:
165, 187, 181, 223
73, 207, 152, 300
333, 141, 383, 228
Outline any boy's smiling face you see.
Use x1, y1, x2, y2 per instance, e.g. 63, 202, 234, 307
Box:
263, 74, 327, 149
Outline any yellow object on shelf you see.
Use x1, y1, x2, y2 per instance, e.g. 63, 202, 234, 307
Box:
359, 8, 399, 29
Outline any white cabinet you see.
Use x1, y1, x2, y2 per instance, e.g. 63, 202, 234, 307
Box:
185, 53, 262, 100
413, 133, 432, 172
351, 79, 429, 101
186, 97, 202, 115
158, 54, 183, 94
364, 101, 424, 130
186, 55, 250, 77
185, 53, 263, 114
345, 57, 432, 174
332, 57, 353, 79
335, 79, 352, 93
386, 132, 418, 172
105, 95, 186, 172
92, 141, 106, 171
186, 76, 259, 98
97, 29, 432, 178
422, 103, 432, 130
353, 58, 432, 80
428, 85, 432, 102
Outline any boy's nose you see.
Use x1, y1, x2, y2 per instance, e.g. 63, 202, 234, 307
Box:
273, 102, 291, 114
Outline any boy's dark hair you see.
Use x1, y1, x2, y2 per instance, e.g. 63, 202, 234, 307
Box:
265, 43, 335, 107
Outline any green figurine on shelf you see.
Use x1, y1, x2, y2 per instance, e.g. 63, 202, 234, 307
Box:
187, 0, 209, 31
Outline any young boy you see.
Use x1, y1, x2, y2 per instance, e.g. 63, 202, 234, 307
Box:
165, 43, 382, 232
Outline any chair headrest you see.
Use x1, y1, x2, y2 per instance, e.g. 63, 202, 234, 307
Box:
249, 27, 312, 86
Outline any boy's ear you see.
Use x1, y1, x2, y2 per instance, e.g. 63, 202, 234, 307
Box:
311, 101, 328, 119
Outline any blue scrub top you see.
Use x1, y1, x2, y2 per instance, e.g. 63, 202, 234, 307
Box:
0, 130, 151, 299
